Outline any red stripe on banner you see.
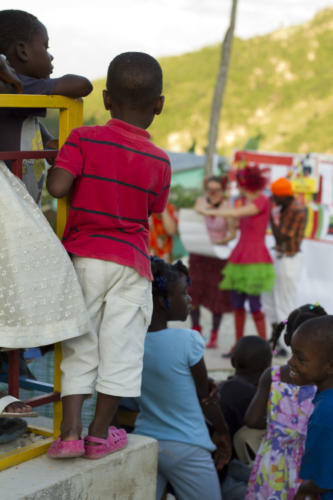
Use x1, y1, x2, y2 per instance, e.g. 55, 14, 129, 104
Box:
317, 175, 323, 204
311, 210, 318, 239
234, 150, 294, 166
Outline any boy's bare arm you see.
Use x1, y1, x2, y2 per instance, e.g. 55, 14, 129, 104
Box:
294, 480, 330, 499
244, 366, 271, 429
47, 167, 75, 198
53, 75, 93, 98
161, 208, 177, 236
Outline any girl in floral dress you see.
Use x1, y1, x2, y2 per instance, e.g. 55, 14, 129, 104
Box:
244, 304, 327, 499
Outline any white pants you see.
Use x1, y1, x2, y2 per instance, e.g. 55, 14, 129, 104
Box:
263, 252, 303, 324
61, 257, 152, 398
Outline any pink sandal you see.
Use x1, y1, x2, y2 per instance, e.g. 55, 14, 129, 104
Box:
84, 427, 128, 460
47, 437, 85, 459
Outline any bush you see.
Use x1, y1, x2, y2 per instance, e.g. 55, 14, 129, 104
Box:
169, 184, 202, 208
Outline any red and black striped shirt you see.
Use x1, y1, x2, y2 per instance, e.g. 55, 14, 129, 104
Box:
55, 119, 171, 279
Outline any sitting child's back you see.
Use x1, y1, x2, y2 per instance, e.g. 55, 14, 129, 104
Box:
133, 257, 230, 500
135, 326, 215, 449
218, 336, 272, 440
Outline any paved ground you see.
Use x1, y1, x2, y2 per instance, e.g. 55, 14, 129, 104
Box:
170, 306, 284, 381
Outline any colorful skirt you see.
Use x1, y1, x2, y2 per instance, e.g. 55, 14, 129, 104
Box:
219, 262, 275, 296
188, 254, 232, 314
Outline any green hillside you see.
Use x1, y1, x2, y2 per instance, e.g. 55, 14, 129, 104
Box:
83, 7, 333, 157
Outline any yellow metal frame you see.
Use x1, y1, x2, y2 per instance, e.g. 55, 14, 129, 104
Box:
0, 94, 83, 470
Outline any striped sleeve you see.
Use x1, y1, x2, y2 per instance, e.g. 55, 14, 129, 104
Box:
55, 128, 84, 177
149, 162, 171, 214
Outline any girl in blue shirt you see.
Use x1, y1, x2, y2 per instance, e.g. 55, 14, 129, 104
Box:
134, 257, 231, 500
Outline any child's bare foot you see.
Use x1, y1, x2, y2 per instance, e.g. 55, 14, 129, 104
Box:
0, 392, 35, 416
60, 423, 82, 442
60, 432, 82, 441
60, 394, 86, 441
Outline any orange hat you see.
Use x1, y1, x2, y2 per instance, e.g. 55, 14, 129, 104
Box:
271, 177, 293, 196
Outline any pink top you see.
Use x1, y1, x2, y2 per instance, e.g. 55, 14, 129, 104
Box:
205, 214, 228, 243
229, 194, 272, 264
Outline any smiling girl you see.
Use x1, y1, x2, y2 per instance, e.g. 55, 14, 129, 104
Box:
244, 304, 326, 500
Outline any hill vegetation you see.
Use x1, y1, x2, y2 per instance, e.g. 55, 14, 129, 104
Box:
75, 8, 333, 158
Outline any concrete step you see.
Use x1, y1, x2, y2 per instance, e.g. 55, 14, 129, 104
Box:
1, 434, 158, 500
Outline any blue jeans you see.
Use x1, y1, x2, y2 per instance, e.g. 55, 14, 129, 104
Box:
156, 440, 222, 500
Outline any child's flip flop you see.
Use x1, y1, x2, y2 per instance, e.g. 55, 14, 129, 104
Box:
0, 395, 38, 418
84, 427, 128, 460
47, 437, 85, 459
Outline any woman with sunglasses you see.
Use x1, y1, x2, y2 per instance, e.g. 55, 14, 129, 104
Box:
189, 176, 236, 349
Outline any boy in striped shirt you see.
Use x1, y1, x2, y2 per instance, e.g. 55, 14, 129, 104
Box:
47, 52, 171, 459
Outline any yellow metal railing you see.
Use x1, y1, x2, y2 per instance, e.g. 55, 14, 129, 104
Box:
0, 94, 83, 470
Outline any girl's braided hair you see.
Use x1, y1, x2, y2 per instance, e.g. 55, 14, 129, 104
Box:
272, 303, 327, 349
151, 256, 190, 309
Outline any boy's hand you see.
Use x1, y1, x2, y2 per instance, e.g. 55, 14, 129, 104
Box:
293, 491, 306, 500
0, 55, 22, 93
212, 431, 232, 470
294, 491, 316, 500
45, 139, 59, 150
294, 481, 325, 500
201, 378, 219, 406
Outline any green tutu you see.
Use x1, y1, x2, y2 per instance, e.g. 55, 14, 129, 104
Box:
219, 262, 275, 295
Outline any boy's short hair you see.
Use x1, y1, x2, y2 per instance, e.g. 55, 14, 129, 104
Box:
232, 336, 272, 373
106, 52, 162, 110
297, 315, 333, 360
0, 10, 41, 54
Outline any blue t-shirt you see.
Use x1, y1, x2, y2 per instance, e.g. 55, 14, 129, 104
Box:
300, 388, 333, 499
134, 328, 215, 452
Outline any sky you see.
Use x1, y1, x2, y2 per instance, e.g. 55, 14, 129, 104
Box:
9, 0, 333, 80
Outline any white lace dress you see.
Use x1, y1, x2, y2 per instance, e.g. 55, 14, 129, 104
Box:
0, 161, 91, 348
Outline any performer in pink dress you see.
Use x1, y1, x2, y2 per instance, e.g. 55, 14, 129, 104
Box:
195, 165, 275, 355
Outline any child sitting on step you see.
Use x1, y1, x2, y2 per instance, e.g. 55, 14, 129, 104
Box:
134, 257, 231, 500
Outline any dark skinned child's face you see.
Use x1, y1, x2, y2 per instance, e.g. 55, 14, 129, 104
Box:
19, 23, 53, 79
289, 330, 333, 389
167, 275, 192, 322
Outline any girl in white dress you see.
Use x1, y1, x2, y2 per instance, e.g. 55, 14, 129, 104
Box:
0, 160, 90, 414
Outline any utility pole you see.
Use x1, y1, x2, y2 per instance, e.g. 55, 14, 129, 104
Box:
205, 0, 238, 175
